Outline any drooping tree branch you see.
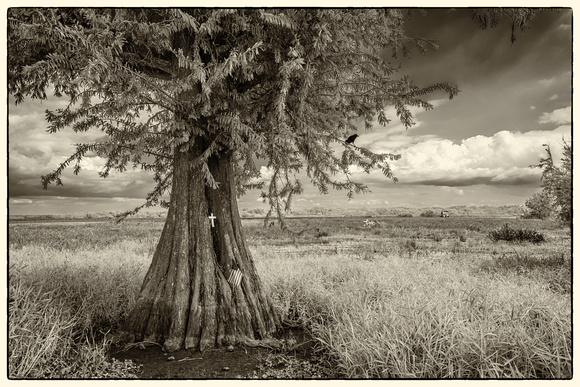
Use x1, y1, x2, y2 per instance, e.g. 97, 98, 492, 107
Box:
12, 8, 521, 223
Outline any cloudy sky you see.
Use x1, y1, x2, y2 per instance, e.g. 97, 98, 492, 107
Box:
7, 7, 572, 215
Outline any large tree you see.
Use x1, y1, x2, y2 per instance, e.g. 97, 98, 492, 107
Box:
8, 8, 538, 352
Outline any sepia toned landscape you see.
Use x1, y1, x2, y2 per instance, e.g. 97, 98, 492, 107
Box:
9, 214, 571, 378
7, 7, 572, 381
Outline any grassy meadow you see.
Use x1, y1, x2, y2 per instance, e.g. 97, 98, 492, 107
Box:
8, 215, 572, 378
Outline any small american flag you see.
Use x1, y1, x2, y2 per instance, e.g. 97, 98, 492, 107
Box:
228, 262, 243, 287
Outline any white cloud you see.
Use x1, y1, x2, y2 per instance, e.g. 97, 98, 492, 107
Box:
539, 106, 571, 125
79, 156, 107, 172
549, 94, 559, 101
537, 77, 558, 87
111, 197, 133, 202
250, 166, 275, 184
353, 126, 571, 187
558, 23, 571, 30
10, 198, 33, 204
354, 99, 451, 148
530, 106, 536, 110
8, 110, 46, 130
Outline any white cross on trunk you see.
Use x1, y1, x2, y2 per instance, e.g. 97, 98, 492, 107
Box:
208, 213, 217, 228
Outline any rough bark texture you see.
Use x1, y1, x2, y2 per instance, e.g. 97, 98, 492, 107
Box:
117, 141, 280, 352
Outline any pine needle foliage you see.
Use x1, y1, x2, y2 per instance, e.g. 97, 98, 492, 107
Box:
9, 8, 460, 222
471, 8, 541, 43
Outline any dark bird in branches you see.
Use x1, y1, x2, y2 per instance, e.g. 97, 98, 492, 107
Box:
345, 134, 358, 144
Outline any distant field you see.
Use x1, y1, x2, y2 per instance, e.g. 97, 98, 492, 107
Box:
8, 216, 571, 378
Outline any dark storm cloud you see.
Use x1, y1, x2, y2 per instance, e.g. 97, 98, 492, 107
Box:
9, 169, 70, 198
8, 162, 155, 200
395, 8, 572, 143
401, 8, 571, 84
413, 173, 540, 187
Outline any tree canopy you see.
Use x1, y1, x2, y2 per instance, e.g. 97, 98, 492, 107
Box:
9, 8, 462, 223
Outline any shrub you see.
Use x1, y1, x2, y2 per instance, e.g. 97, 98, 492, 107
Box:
523, 191, 553, 219
487, 224, 546, 243
402, 239, 418, 251
316, 230, 329, 238
420, 210, 437, 218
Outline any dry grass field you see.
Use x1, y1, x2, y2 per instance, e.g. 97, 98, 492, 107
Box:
8, 215, 572, 379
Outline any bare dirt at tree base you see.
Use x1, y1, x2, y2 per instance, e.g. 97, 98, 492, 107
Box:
109, 326, 334, 379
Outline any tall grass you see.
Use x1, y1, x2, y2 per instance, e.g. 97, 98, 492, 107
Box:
9, 242, 149, 378
8, 218, 571, 379
9, 274, 140, 378
254, 245, 571, 378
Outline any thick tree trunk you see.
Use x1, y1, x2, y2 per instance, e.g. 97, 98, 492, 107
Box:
116, 141, 280, 352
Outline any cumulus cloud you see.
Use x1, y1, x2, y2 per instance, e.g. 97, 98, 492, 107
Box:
349, 124, 570, 188
79, 156, 107, 172
8, 96, 158, 202
354, 105, 573, 189
250, 166, 275, 184
539, 106, 571, 125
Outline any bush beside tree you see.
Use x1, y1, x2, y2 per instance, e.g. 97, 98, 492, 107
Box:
524, 141, 571, 226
